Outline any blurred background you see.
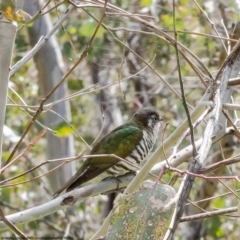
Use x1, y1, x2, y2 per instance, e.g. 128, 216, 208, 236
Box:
1, 0, 240, 239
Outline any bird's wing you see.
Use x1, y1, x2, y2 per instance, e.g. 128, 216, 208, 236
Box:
53, 124, 142, 198
90, 123, 143, 160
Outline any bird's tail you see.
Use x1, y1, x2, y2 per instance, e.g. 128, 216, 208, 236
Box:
52, 165, 86, 199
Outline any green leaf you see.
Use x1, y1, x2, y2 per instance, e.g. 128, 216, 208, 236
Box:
68, 79, 84, 90
28, 221, 37, 230
211, 196, 225, 209
68, 26, 77, 35
53, 122, 74, 137
161, 14, 173, 28
179, 0, 189, 5
2, 188, 11, 203
106, 182, 175, 239
209, 216, 224, 237
79, 21, 105, 38
140, 0, 152, 7
1, 1, 32, 23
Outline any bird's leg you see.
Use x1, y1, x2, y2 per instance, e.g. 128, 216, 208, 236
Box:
102, 171, 136, 190
101, 175, 122, 190
103, 171, 136, 189
118, 170, 136, 179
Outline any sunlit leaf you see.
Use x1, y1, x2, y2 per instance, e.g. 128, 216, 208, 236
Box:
140, 0, 152, 7
209, 216, 224, 238
28, 221, 38, 230
79, 22, 105, 38
1, 1, 32, 23
2, 188, 11, 203
179, 0, 189, 5
53, 122, 74, 137
68, 79, 84, 90
212, 197, 225, 208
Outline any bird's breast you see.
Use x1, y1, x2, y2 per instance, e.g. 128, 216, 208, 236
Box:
106, 130, 155, 176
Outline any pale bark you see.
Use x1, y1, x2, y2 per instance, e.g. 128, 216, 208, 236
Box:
0, 12, 17, 168
23, 0, 75, 191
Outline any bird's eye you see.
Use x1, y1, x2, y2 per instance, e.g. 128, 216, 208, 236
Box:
152, 115, 159, 122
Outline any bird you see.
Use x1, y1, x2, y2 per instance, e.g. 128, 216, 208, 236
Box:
53, 108, 164, 198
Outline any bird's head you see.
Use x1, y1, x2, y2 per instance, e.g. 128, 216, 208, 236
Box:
131, 108, 164, 133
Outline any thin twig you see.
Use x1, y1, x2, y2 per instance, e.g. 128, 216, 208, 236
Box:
0, 131, 46, 174
0, 153, 159, 188
172, 0, 197, 155
73, 0, 214, 83
10, 5, 73, 77
222, 110, 240, 138
0, 154, 84, 185
199, 154, 240, 173
180, 206, 238, 222
4, 1, 108, 167
84, 9, 193, 106
92, 103, 105, 146
193, 0, 227, 53
0, 208, 28, 239
43, 59, 153, 109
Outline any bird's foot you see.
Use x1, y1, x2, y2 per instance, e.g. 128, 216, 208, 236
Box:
102, 171, 136, 190
102, 175, 122, 190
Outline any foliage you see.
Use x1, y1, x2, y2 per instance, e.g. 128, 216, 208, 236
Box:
107, 182, 175, 239
1, 0, 240, 239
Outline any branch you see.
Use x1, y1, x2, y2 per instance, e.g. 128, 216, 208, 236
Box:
180, 206, 238, 222
10, 4, 73, 77
0, 174, 134, 231
0, 207, 28, 239
4, 0, 108, 167
173, 0, 197, 155
164, 39, 240, 239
